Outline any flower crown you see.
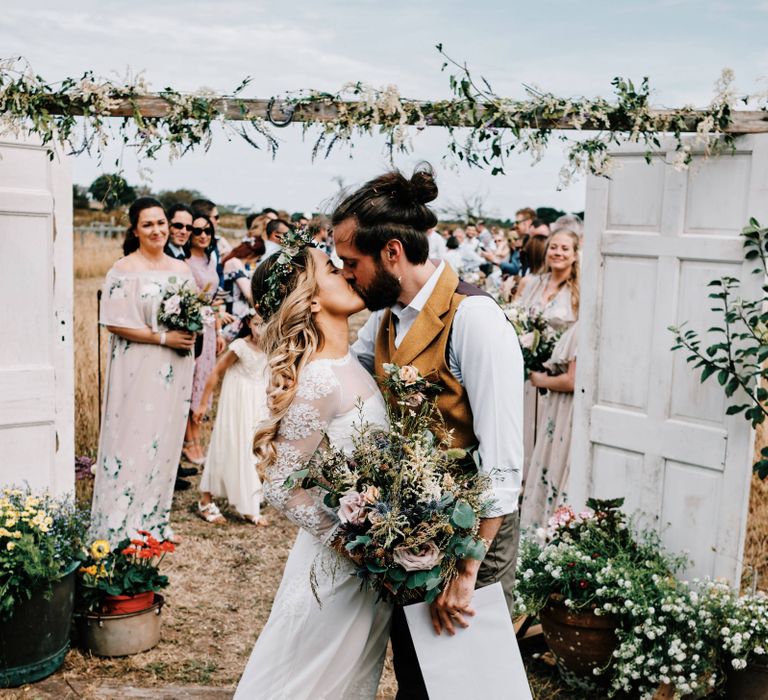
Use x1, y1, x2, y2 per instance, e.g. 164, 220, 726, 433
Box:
257, 226, 316, 320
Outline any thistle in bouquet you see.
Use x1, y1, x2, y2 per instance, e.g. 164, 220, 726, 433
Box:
502, 303, 561, 378
290, 364, 496, 605
157, 278, 215, 355
77, 530, 175, 612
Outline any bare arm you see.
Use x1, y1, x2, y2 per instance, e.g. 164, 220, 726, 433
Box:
106, 325, 195, 352
530, 360, 576, 393
192, 350, 239, 422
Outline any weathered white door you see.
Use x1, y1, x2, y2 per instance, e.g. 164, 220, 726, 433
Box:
571, 135, 768, 583
0, 135, 74, 496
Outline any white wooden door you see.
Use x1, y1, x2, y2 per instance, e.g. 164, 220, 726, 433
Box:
0, 135, 74, 496
571, 135, 768, 584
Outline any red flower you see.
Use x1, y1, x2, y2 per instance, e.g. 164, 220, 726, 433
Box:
567, 562, 576, 568
137, 549, 154, 559
130, 539, 145, 547
579, 580, 588, 589
136, 530, 152, 537
121, 547, 137, 556
160, 541, 175, 553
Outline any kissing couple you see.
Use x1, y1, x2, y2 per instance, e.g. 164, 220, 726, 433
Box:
234, 164, 524, 699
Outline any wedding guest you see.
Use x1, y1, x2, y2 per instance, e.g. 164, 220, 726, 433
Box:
443, 235, 463, 272
164, 203, 194, 260
427, 226, 447, 261
192, 197, 233, 257
220, 238, 265, 341
89, 197, 195, 545
520, 230, 580, 533
258, 218, 291, 266
521, 234, 548, 276
193, 312, 270, 526
530, 218, 551, 238
260, 207, 278, 221
515, 207, 536, 237
515, 231, 579, 506
308, 216, 331, 254
475, 219, 495, 251
182, 214, 225, 464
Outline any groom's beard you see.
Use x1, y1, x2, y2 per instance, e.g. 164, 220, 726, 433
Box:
355, 265, 401, 311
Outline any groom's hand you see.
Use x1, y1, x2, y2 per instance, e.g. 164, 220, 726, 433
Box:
430, 564, 479, 636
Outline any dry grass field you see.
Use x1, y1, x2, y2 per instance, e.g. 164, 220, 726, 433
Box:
50, 233, 768, 699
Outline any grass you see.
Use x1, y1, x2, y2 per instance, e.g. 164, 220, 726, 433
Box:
60, 234, 768, 699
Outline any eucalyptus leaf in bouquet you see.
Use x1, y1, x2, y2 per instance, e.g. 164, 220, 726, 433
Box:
501, 303, 561, 378
288, 363, 495, 605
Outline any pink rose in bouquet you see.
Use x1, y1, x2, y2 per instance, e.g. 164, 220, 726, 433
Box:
393, 541, 444, 572
338, 491, 368, 525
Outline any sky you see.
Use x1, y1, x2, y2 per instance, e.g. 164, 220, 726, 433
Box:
3, 0, 768, 220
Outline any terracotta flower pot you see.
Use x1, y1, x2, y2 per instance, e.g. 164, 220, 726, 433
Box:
100, 591, 155, 615
539, 594, 619, 689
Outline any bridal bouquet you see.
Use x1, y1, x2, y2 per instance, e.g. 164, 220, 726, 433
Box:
157, 279, 215, 355
289, 364, 495, 605
502, 303, 561, 377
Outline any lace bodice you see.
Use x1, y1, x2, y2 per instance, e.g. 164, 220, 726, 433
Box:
517, 273, 576, 332
262, 353, 388, 543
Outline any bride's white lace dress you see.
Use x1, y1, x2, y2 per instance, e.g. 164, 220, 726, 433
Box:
234, 353, 392, 700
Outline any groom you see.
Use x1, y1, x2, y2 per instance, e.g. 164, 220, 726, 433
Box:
333, 166, 524, 700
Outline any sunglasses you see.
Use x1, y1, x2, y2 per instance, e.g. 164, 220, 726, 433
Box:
191, 226, 212, 237
170, 222, 193, 232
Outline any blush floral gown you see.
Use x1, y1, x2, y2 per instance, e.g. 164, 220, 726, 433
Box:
235, 353, 392, 700
188, 252, 219, 410
89, 267, 195, 545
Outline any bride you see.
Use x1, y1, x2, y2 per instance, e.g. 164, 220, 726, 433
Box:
234, 233, 392, 699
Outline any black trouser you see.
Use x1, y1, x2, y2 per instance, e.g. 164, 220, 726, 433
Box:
390, 511, 521, 699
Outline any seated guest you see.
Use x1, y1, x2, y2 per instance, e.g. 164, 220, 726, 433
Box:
164, 203, 194, 260
427, 226, 447, 261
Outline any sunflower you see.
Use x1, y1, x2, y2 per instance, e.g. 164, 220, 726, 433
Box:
90, 540, 111, 560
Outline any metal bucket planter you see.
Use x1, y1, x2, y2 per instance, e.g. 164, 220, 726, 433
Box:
539, 594, 618, 691
0, 561, 79, 688
80, 594, 164, 657
725, 655, 768, 699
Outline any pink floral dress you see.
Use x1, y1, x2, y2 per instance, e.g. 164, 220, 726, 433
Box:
188, 253, 219, 409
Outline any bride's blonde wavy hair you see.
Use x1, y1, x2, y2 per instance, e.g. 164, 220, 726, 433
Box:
251, 248, 323, 468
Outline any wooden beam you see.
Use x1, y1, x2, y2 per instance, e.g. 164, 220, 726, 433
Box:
40, 95, 768, 134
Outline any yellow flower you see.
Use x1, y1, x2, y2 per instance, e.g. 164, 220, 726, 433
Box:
90, 540, 111, 560
0, 528, 11, 538
6, 542, 15, 552
5, 518, 17, 528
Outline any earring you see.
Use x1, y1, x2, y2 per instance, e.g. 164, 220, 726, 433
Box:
398, 276, 402, 283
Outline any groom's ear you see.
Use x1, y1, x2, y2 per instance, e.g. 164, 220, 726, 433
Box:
383, 240, 403, 264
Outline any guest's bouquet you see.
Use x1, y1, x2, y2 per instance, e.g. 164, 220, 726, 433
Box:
77, 530, 175, 613
157, 279, 215, 355
289, 364, 495, 605
501, 303, 561, 377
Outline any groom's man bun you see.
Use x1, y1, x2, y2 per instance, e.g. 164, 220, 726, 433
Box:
331, 162, 438, 264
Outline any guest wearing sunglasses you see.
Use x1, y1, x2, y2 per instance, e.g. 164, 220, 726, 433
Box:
164, 203, 194, 260
183, 215, 225, 464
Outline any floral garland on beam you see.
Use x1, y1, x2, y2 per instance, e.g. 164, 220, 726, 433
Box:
1, 48, 765, 186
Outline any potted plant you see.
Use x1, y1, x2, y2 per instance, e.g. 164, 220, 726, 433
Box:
515, 498, 718, 697
0, 488, 89, 687
694, 579, 768, 699
76, 530, 174, 656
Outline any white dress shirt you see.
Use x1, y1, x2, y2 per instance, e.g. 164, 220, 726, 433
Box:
428, 231, 447, 261
352, 262, 523, 517
257, 239, 282, 267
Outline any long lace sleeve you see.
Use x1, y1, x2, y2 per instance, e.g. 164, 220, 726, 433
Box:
262, 361, 343, 543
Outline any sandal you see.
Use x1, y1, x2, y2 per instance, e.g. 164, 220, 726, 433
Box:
245, 515, 270, 527
183, 439, 205, 465
197, 501, 226, 524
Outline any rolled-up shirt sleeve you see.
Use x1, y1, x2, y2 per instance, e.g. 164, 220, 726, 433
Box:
449, 297, 523, 517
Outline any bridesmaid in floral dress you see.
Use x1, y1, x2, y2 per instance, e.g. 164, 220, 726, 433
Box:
183, 214, 224, 464
516, 230, 580, 533
90, 198, 196, 546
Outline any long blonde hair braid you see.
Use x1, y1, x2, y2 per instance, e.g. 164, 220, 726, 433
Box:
251, 249, 323, 468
